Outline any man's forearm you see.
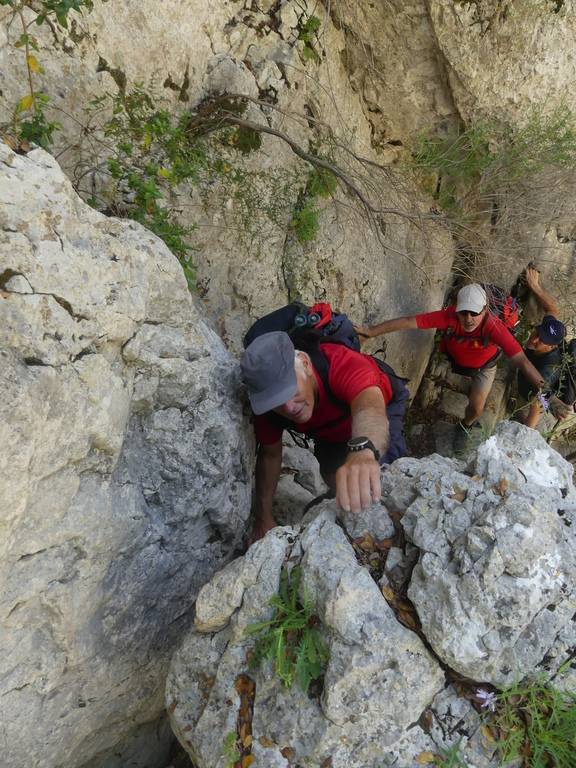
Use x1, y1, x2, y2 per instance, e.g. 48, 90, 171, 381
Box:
513, 352, 545, 392
351, 400, 389, 456
529, 282, 559, 316
254, 445, 282, 524
367, 316, 419, 337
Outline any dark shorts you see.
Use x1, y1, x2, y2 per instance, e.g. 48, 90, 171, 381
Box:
313, 396, 408, 476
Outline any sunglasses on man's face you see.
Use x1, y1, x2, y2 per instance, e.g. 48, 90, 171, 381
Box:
457, 309, 483, 318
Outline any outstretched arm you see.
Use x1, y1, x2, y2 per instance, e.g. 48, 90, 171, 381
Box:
525, 265, 559, 316
510, 351, 572, 420
252, 440, 282, 543
355, 315, 419, 339
336, 386, 388, 513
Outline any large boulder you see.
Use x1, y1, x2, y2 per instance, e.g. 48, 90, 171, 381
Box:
403, 422, 576, 685
167, 508, 445, 768
0, 142, 252, 767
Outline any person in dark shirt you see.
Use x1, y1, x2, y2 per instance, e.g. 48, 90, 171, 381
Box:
517, 266, 570, 428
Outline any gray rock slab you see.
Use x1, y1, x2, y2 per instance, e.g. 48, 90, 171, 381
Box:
0, 143, 253, 768
168, 504, 444, 768
406, 423, 576, 685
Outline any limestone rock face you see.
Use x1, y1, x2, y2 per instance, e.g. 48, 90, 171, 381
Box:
404, 422, 576, 685
167, 508, 445, 768
0, 0, 456, 389
0, 142, 252, 768
428, 1, 576, 127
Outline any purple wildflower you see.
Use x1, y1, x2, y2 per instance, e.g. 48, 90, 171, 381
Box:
476, 688, 497, 712
537, 392, 550, 411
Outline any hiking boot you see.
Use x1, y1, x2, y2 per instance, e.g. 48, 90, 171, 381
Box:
453, 420, 482, 456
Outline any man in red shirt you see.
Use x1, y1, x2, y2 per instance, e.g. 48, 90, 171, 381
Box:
241, 331, 407, 541
357, 284, 564, 448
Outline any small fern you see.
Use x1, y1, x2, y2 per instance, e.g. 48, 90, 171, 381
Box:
246, 566, 328, 693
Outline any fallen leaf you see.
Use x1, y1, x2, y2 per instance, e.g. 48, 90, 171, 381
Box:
321, 758, 333, 768
167, 700, 178, 713
375, 537, 394, 551
281, 746, 295, 760
239, 704, 250, 720
451, 486, 467, 503
353, 533, 375, 552
494, 477, 509, 497
243, 734, 253, 748
381, 585, 396, 603
259, 735, 275, 748
242, 756, 254, 768
398, 609, 418, 630
481, 724, 496, 743
416, 751, 437, 764
235, 674, 255, 695
419, 709, 434, 732
240, 723, 250, 741
435, 481, 441, 495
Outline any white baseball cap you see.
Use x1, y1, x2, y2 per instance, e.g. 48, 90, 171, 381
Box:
456, 284, 487, 314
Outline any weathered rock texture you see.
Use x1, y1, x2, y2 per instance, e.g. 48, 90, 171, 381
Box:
168, 422, 576, 767
0, 0, 456, 389
402, 423, 576, 685
0, 141, 252, 768
167, 511, 445, 768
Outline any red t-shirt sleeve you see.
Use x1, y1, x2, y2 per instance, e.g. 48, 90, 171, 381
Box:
323, 346, 393, 404
485, 316, 522, 357
254, 414, 283, 445
415, 308, 452, 330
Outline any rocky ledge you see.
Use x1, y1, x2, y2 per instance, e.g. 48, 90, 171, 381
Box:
167, 422, 576, 768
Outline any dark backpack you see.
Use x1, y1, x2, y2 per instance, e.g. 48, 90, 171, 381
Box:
243, 301, 409, 427
243, 301, 360, 352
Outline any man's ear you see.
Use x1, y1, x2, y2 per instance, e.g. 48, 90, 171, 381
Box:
298, 351, 313, 376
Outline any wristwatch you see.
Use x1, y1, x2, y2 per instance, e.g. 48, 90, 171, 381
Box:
347, 436, 380, 462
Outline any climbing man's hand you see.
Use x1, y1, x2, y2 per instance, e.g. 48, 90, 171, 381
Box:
336, 450, 381, 513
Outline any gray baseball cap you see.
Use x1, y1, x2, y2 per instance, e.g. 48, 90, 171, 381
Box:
241, 331, 298, 415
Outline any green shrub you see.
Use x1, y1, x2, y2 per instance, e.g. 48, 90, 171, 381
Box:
298, 15, 322, 64
412, 106, 576, 213
291, 199, 320, 243
1, 0, 93, 147
492, 677, 576, 767
246, 566, 328, 693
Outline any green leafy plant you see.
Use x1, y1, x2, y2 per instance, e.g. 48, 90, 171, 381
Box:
246, 566, 328, 693
298, 14, 322, 63
221, 731, 241, 768
84, 87, 207, 281
412, 106, 576, 215
1, 0, 93, 148
434, 741, 468, 768
491, 677, 576, 767
291, 165, 337, 243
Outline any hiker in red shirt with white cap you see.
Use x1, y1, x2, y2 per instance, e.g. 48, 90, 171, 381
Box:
356, 283, 567, 449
